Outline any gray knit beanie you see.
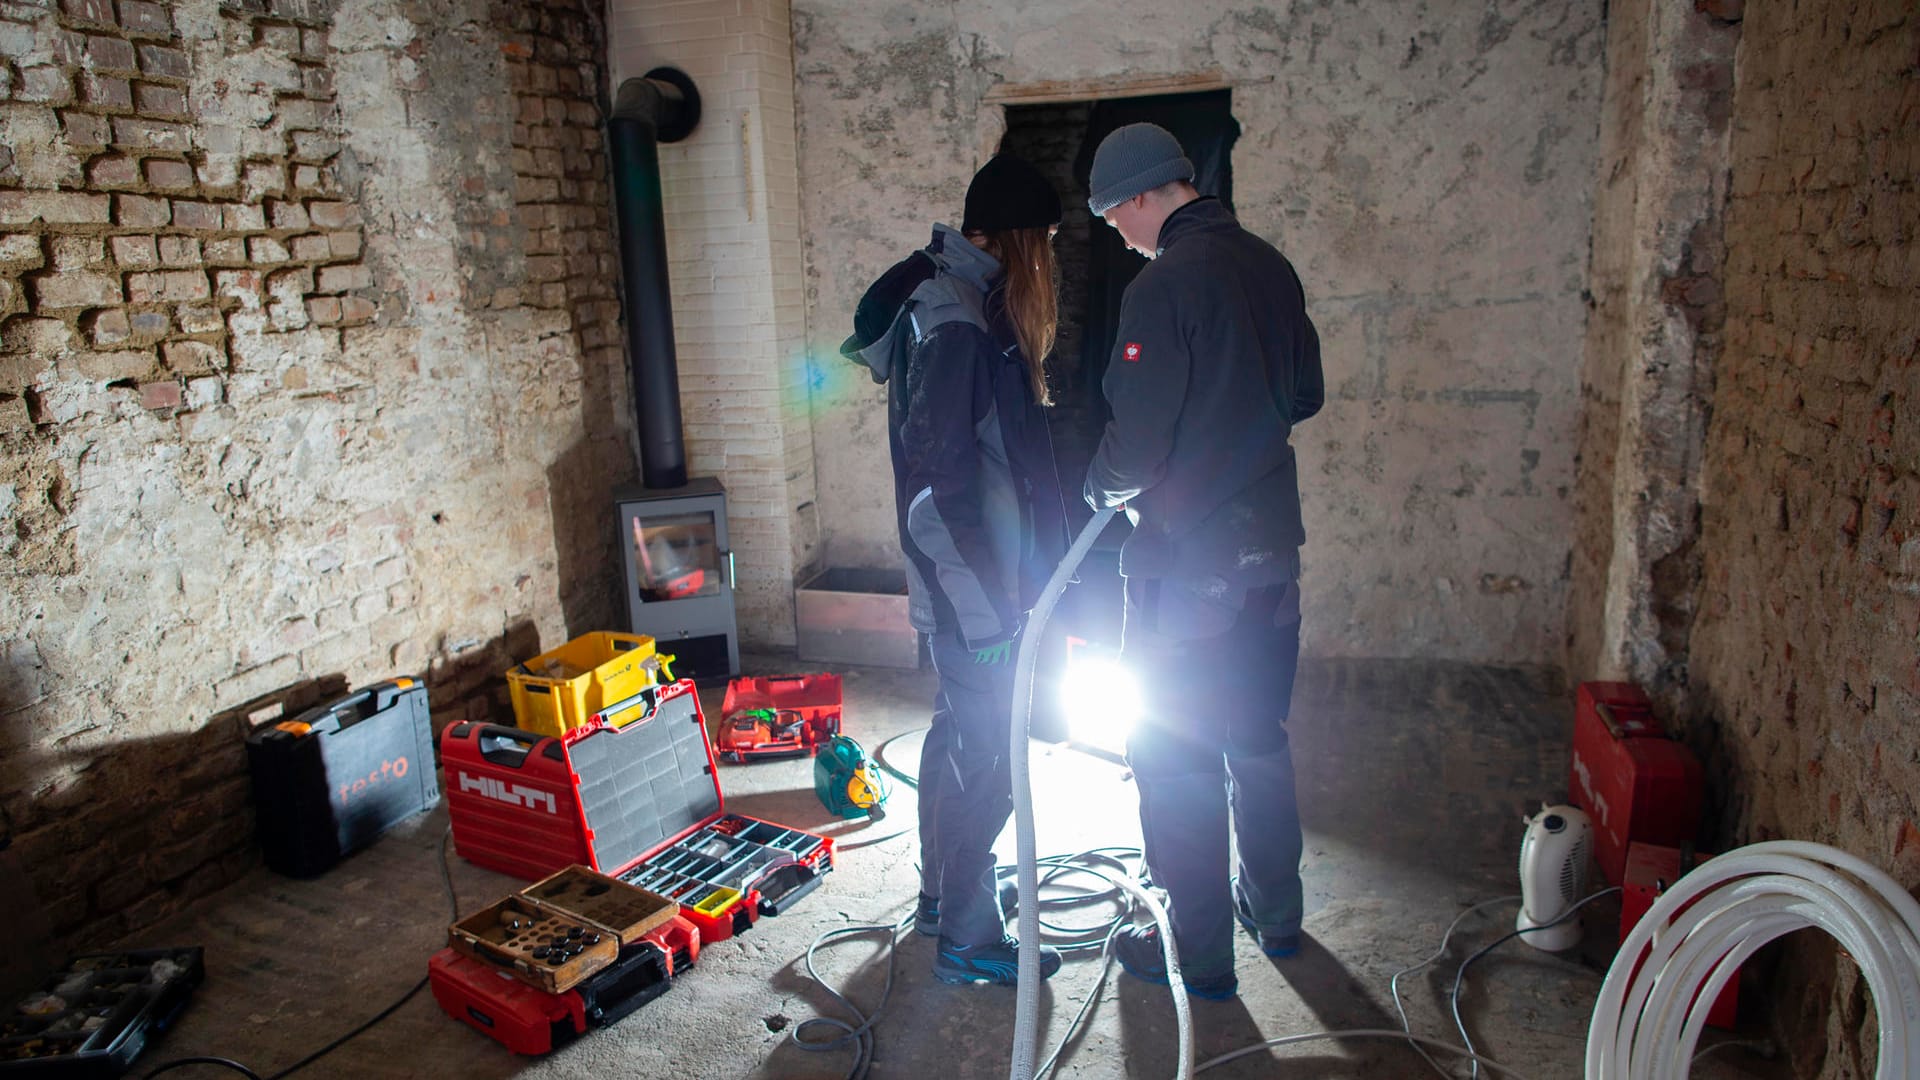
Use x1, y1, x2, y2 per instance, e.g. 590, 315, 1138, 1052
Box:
1087, 123, 1194, 216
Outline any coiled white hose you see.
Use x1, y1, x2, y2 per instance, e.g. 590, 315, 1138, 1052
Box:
1586, 840, 1920, 1080
1008, 508, 1193, 1080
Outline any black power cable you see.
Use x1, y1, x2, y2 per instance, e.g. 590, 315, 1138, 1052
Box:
140, 825, 462, 1080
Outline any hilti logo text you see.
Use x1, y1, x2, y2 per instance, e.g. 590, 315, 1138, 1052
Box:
336, 757, 411, 806
457, 772, 558, 814
1571, 753, 1610, 827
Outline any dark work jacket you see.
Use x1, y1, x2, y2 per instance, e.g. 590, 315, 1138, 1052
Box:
840, 225, 1070, 649
1086, 197, 1324, 639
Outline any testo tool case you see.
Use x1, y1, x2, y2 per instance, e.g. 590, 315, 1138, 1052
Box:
245, 677, 438, 878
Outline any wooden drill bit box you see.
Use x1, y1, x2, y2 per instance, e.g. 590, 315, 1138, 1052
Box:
447, 866, 678, 995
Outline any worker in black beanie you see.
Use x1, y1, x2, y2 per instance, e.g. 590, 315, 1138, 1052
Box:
839, 153, 1069, 986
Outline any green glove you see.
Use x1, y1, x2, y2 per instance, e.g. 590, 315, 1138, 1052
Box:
973, 640, 1013, 665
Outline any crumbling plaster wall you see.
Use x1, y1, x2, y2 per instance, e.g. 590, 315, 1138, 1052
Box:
793, 0, 1604, 661
1, 0, 634, 942
1565, 0, 1737, 711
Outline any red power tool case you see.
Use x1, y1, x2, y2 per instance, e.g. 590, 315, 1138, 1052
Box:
1567, 681, 1705, 885
428, 916, 698, 1055
714, 672, 843, 762
442, 678, 833, 944
1619, 842, 1739, 1029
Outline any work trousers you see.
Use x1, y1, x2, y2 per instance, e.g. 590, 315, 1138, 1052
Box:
917, 630, 1017, 947
1126, 581, 1305, 981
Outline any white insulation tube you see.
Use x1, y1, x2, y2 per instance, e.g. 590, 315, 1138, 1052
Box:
1007, 507, 1194, 1080
1586, 840, 1920, 1080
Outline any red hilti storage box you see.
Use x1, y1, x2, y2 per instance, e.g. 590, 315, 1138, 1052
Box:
1621, 842, 1738, 1029
715, 673, 843, 762
443, 679, 833, 944
429, 914, 698, 1055
1567, 681, 1704, 885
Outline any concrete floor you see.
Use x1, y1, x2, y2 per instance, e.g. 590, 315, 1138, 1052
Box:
106, 656, 1791, 1079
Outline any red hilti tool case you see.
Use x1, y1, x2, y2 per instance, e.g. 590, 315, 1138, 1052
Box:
428, 913, 698, 1056
1567, 681, 1704, 885
443, 678, 833, 944
1620, 842, 1739, 1029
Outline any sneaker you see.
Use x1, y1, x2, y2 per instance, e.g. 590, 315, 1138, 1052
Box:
1111, 923, 1238, 1001
1231, 881, 1301, 957
933, 935, 1061, 986
913, 879, 1022, 937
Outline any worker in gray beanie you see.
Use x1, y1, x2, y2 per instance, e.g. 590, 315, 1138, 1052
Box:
1082, 122, 1325, 1001
1087, 121, 1196, 217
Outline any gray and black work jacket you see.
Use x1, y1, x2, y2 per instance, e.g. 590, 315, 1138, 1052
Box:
1085, 197, 1324, 640
841, 225, 1070, 650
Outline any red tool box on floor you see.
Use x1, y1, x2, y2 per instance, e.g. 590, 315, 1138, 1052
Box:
715, 673, 843, 762
1567, 681, 1704, 885
442, 678, 833, 944
428, 914, 699, 1055
1620, 842, 1739, 1029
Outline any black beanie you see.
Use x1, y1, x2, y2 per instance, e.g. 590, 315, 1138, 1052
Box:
961, 154, 1062, 234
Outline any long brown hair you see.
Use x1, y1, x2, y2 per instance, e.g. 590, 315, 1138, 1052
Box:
976, 227, 1057, 406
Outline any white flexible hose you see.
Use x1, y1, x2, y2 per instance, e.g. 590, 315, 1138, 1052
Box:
1586, 840, 1920, 1080
1008, 508, 1193, 1080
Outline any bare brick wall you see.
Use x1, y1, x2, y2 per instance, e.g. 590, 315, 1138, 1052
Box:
1686, 1, 1919, 1073
0, 0, 635, 944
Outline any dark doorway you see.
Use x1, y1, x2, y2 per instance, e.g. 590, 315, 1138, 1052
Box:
999, 89, 1239, 742
1001, 88, 1240, 541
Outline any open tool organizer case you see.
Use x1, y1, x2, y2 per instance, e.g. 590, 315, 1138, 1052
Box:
443, 678, 833, 944
428, 866, 699, 1055
0, 948, 204, 1078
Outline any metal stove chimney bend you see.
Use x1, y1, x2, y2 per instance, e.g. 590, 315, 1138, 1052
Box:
609, 67, 702, 489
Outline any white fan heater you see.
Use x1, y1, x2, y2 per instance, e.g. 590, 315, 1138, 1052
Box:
1516, 803, 1593, 952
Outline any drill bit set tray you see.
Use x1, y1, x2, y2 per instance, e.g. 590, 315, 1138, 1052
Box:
444, 678, 834, 944
619, 816, 828, 921
447, 867, 678, 995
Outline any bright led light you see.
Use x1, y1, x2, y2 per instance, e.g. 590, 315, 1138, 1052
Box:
1059, 655, 1141, 756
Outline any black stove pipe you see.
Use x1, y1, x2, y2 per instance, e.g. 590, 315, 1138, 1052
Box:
609, 68, 702, 490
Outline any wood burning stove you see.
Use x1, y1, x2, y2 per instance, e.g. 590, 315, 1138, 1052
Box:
615, 478, 739, 680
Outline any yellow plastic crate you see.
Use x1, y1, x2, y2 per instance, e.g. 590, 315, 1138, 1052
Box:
505, 632, 675, 737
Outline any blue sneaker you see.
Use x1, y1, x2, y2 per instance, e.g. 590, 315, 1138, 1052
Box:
933, 935, 1060, 986
1111, 924, 1238, 1001
914, 880, 1022, 938
1231, 882, 1301, 957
